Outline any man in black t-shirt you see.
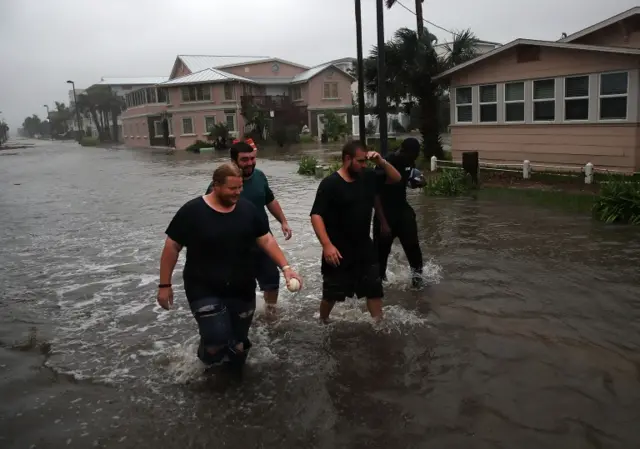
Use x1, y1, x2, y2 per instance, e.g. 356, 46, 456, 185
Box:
373, 138, 426, 287
310, 141, 401, 323
157, 162, 302, 378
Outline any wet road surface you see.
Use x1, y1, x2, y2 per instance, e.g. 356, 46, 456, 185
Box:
1, 141, 640, 448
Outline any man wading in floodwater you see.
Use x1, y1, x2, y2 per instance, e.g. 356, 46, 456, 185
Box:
310, 141, 401, 323
373, 137, 426, 288
159, 162, 302, 378
206, 139, 292, 315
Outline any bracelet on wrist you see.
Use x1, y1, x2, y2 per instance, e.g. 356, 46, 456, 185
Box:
281, 265, 291, 272
158, 283, 172, 289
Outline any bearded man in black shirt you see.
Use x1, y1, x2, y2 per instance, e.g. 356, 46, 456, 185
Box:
310, 141, 401, 323
157, 162, 302, 378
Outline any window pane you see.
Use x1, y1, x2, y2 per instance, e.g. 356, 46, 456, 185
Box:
601, 72, 628, 95
225, 114, 235, 131
205, 117, 216, 132
600, 97, 627, 119
456, 87, 472, 105
182, 118, 193, 134
480, 104, 497, 122
457, 105, 472, 122
534, 79, 555, 99
534, 100, 555, 121
480, 85, 497, 103
154, 121, 161, 136
202, 86, 211, 101
331, 83, 339, 98
565, 76, 589, 98
565, 98, 589, 120
505, 82, 524, 102
158, 89, 167, 103
505, 103, 525, 122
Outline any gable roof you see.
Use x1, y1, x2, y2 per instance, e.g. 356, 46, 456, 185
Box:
177, 55, 272, 73
97, 76, 169, 86
215, 57, 309, 70
291, 62, 355, 84
559, 7, 640, 43
160, 68, 256, 86
434, 38, 640, 80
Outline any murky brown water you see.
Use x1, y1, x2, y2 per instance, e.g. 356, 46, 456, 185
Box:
1, 141, 640, 449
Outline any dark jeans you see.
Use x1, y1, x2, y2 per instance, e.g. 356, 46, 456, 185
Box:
188, 296, 256, 365
373, 204, 423, 280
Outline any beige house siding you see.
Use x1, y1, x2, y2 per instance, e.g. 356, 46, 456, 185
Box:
450, 47, 640, 86
450, 124, 639, 172
568, 20, 640, 48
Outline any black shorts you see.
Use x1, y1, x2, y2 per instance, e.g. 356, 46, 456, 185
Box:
321, 241, 384, 302
252, 247, 280, 292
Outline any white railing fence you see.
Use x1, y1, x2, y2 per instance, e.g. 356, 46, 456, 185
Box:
429, 156, 598, 184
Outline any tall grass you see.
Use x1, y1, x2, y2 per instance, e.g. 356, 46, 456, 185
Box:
423, 169, 472, 196
297, 155, 318, 175
592, 179, 640, 224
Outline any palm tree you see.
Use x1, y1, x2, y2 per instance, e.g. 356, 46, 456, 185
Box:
386, 0, 424, 36
0, 121, 9, 144
363, 27, 479, 159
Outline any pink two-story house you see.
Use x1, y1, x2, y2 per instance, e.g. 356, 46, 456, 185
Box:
122, 55, 355, 150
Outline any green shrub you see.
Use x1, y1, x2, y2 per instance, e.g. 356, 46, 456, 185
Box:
298, 155, 318, 175
80, 136, 99, 147
185, 140, 212, 153
423, 169, 472, 196
592, 179, 640, 224
326, 158, 342, 174
299, 134, 314, 144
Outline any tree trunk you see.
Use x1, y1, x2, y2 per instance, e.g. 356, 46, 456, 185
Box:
415, 0, 424, 36
419, 81, 443, 160
90, 109, 103, 139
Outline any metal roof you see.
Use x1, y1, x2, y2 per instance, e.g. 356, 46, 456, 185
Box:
434, 38, 640, 80
97, 77, 169, 86
160, 68, 256, 86
178, 55, 272, 72
247, 77, 295, 85
559, 7, 639, 43
291, 63, 355, 84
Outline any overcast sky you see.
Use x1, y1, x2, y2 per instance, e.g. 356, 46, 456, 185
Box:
0, 0, 637, 130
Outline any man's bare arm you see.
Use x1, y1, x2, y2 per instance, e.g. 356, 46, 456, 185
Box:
160, 237, 182, 285
381, 159, 402, 184
266, 199, 288, 225
310, 214, 332, 247
373, 195, 390, 229
256, 233, 289, 269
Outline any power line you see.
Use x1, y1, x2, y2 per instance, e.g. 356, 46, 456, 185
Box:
395, 1, 454, 35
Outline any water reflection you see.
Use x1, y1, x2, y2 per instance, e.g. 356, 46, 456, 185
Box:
1, 141, 639, 448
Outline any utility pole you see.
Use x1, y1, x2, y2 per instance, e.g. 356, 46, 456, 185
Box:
375, 0, 388, 156
416, 0, 424, 36
355, 0, 366, 145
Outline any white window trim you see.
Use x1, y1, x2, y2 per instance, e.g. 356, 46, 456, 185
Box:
503, 82, 525, 124
597, 71, 629, 122
224, 113, 237, 132
532, 78, 556, 123
181, 117, 195, 136
323, 82, 339, 100
154, 120, 162, 137
455, 87, 473, 124
479, 84, 498, 124
562, 75, 590, 123
203, 116, 217, 135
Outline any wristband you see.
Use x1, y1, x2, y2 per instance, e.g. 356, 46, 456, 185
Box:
158, 284, 172, 289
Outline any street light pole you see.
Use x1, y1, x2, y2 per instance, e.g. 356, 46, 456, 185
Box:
355, 0, 366, 145
375, 0, 388, 156
67, 80, 82, 141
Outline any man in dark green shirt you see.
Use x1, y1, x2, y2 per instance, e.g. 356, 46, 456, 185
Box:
206, 141, 292, 312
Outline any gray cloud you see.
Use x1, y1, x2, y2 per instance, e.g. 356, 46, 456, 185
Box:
1, 0, 637, 130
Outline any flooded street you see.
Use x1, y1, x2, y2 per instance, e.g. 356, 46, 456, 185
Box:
1, 141, 640, 449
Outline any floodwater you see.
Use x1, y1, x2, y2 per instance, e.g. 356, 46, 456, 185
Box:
1, 141, 640, 449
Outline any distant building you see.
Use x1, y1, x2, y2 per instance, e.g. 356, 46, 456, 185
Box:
121, 55, 354, 149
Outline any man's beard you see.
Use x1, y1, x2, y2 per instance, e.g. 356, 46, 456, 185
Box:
243, 164, 255, 177
347, 165, 361, 179
217, 194, 238, 207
